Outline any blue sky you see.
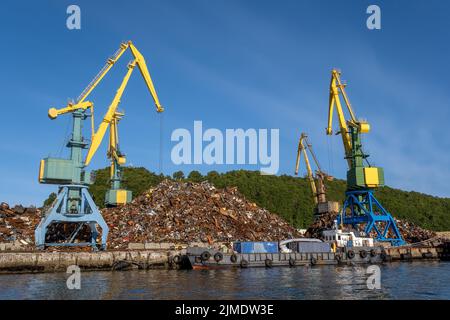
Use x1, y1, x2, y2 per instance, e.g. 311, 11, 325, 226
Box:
1, 0, 449, 206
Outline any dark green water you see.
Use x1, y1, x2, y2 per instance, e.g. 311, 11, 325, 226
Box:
0, 261, 449, 299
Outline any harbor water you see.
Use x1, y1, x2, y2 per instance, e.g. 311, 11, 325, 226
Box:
0, 261, 449, 299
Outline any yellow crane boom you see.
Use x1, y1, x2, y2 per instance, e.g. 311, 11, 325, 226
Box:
295, 132, 338, 216
295, 133, 318, 204
84, 60, 136, 166
47, 41, 163, 141
327, 69, 370, 169
75, 41, 163, 112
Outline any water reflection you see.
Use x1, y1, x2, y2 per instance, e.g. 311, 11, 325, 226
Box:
0, 262, 448, 300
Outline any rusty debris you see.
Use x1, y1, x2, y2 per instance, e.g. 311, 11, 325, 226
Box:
305, 212, 437, 244
0, 202, 40, 245
395, 218, 437, 243
0, 181, 440, 250
102, 180, 301, 249
304, 212, 339, 239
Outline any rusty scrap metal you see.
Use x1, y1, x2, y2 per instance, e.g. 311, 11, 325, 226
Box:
0, 181, 439, 250
305, 211, 437, 244
101, 180, 301, 249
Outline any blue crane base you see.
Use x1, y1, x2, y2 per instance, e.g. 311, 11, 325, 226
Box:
338, 189, 405, 247
35, 185, 109, 251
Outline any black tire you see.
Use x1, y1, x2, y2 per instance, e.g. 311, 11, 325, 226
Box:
422, 252, 433, 259
289, 258, 296, 267
310, 257, 317, 265
370, 249, 377, 257
265, 258, 273, 268
240, 259, 249, 268
112, 260, 132, 271
347, 250, 355, 259
172, 255, 181, 264
200, 251, 211, 261
359, 250, 368, 259
195, 256, 202, 264
214, 252, 224, 262
230, 254, 238, 263
401, 253, 412, 260
335, 254, 342, 261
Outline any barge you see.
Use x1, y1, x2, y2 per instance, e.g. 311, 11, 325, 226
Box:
182, 243, 386, 269
181, 226, 443, 269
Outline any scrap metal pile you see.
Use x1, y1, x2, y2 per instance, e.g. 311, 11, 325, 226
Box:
305, 211, 437, 244
102, 180, 301, 248
0, 182, 439, 249
304, 212, 339, 239
395, 219, 437, 243
0, 202, 39, 245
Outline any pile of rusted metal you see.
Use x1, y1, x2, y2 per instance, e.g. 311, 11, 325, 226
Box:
305, 211, 437, 244
304, 212, 338, 239
0, 202, 40, 244
395, 218, 436, 243
102, 180, 301, 248
0, 183, 439, 249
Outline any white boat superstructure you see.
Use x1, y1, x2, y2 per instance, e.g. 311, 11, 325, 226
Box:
322, 220, 374, 248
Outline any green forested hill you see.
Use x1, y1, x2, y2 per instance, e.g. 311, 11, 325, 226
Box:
71, 167, 450, 231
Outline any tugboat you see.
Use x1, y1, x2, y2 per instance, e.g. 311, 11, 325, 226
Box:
322, 220, 374, 248
321, 220, 385, 263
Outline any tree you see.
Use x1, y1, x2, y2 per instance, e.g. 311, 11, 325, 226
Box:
45, 166, 450, 231
89, 167, 164, 207
43, 192, 57, 207
172, 171, 185, 180
188, 170, 203, 182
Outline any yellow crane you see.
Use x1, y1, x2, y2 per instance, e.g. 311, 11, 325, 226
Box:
36, 41, 164, 249
295, 133, 339, 219
327, 68, 375, 186
47, 41, 164, 206
325, 69, 405, 246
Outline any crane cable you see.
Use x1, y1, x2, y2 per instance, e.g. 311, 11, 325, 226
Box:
159, 111, 164, 174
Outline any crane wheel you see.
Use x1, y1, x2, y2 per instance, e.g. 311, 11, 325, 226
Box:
347, 250, 355, 259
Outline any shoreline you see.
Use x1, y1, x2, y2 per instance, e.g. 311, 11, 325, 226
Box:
0, 243, 447, 274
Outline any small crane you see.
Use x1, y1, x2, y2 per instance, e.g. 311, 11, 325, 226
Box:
295, 133, 339, 220
83, 53, 163, 206
36, 41, 163, 249
326, 69, 404, 246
